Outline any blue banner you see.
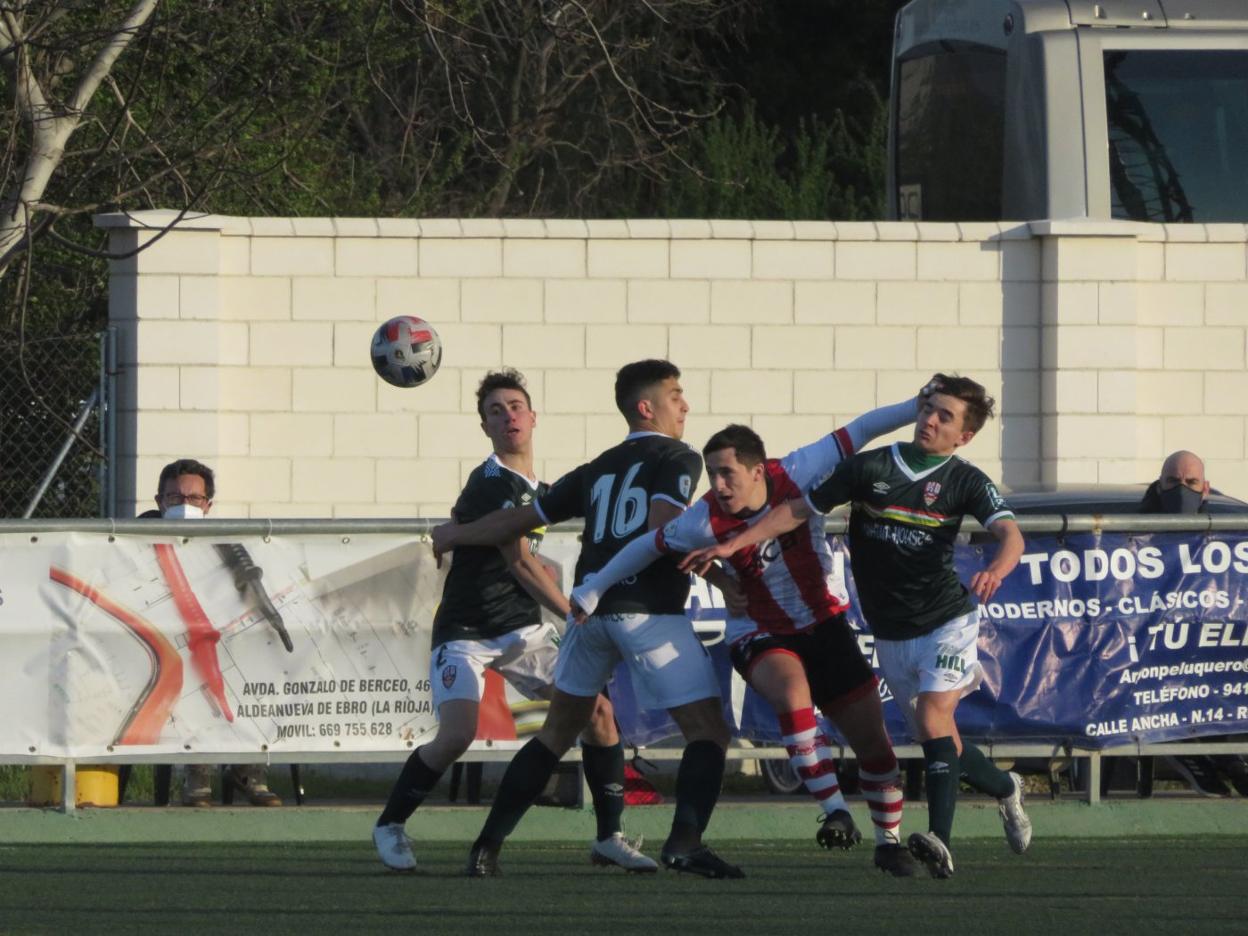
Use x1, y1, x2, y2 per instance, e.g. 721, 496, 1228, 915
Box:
610, 531, 1248, 749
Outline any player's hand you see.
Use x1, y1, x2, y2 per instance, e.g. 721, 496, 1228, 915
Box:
970, 568, 1005, 602
431, 522, 460, 568
920, 373, 948, 401
718, 575, 747, 617
678, 541, 737, 576
568, 599, 588, 627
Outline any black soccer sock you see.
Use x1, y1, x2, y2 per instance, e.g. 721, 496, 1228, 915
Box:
581, 741, 626, 841
667, 740, 726, 851
377, 746, 445, 827
921, 736, 961, 847
959, 742, 1015, 799
476, 738, 562, 846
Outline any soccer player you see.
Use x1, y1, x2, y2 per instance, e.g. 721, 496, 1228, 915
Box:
570, 388, 936, 878
431, 359, 743, 879
373, 369, 654, 874
682, 375, 1031, 879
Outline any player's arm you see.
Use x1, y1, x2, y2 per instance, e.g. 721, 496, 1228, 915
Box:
699, 562, 747, 617
678, 498, 812, 575
570, 530, 665, 622
969, 518, 1023, 602
501, 536, 570, 618
432, 504, 542, 560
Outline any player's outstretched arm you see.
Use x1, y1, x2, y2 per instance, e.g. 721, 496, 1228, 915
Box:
678, 497, 812, 576
569, 530, 665, 623
969, 517, 1024, 602
502, 537, 570, 619
839, 375, 943, 453
431, 504, 543, 559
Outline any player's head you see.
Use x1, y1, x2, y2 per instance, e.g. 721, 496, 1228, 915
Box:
1157, 449, 1209, 513
914, 373, 994, 454
703, 424, 768, 516
615, 359, 688, 438
155, 458, 214, 518
477, 368, 536, 455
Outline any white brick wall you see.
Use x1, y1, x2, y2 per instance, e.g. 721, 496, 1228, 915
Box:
99, 213, 1248, 516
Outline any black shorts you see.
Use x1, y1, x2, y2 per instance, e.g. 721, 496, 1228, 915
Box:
729, 614, 876, 711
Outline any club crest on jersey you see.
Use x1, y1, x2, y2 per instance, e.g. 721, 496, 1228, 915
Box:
441, 665, 458, 688
923, 481, 942, 507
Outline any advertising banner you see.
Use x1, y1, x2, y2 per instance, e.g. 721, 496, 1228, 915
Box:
3, 529, 1248, 759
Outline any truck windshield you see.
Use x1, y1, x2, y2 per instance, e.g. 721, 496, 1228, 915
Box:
1105, 50, 1248, 222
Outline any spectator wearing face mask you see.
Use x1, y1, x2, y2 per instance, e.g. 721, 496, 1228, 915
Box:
141, 459, 282, 808
1139, 451, 1248, 798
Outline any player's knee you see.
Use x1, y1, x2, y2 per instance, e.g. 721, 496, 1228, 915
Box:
428, 723, 476, 761
583, 698, 619, 746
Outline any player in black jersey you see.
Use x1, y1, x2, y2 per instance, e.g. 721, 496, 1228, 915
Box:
433, 360, 744, 879
683, 375, 1030, 879
373, 369, 653, 874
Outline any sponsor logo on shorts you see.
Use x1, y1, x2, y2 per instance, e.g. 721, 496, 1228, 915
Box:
441, 665, 458, 688
923, 481, 941, 507
935, 651, 965, 683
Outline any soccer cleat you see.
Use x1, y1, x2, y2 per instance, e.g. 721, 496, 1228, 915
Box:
1168, 755, 1232, 797
590, 833, 659, 872
660, 845, 745, 879
998, 771, 1032, 854
815, 809, 863, 850
372, 822, 417, 872
466, 840, 503, 877
907, 831, 954, 879
873, 843, 921, 878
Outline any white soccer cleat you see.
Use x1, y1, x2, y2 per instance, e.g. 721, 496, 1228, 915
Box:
373, 822, 417, 872
998, 771, 1033, 854
590, 833, 659, 873
907, 831, 955, 879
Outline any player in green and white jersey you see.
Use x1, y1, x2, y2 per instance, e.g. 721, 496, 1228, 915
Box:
682, 375, 1030, 879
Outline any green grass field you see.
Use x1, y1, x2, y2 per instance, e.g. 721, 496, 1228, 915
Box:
2, 838, 1245, 935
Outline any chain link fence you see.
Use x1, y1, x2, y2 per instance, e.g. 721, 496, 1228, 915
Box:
0, 331, 111, 518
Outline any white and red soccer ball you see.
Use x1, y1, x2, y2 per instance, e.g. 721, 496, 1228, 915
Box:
370, 315, 443, 388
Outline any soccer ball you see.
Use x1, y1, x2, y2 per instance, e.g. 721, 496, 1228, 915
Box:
370, 315, 443, 388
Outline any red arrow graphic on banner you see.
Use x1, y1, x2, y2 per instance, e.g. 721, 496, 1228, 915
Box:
154, 543, 235, 722
49, 567, 184, 746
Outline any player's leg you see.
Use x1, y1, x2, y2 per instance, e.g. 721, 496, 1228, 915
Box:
375, 640, 489, 871
801, 617, 916, 876
468, 618, 617, 874
735, 638, 858, 848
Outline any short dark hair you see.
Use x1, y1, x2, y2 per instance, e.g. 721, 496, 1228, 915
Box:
933, 373, 995, 434
703, 424, 767, 468
614, 359, 681, 422
476, 368, 532, 421
157, 458, 215, 500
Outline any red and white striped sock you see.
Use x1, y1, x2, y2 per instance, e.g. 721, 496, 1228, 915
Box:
860, 753, 904, 846
778, 708, 847, 815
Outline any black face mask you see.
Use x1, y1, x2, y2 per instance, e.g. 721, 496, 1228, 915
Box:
1158, 484, 1204, 515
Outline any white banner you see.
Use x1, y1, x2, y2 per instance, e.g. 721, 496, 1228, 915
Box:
0, 531, 480, 759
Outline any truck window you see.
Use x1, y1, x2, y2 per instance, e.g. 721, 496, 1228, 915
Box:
895, 44, 1006, 221
1106, 50, 1248, 223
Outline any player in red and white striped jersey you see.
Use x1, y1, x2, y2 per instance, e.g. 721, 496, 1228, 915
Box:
571, 384, 941, 878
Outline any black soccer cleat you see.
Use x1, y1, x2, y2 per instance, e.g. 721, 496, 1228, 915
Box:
815, 809, 863, 850
907, 831, 954, 879
660, 845, 745, 879
466, 839, 503, 877
873, 843, 921, 877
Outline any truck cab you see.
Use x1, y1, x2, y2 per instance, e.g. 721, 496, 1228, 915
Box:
888, 0, 1248, 221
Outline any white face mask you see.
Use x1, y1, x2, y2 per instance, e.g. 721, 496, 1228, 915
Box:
163, 503, 204, 520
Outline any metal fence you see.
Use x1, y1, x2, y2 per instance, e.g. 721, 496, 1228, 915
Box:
0, 329, 115, 519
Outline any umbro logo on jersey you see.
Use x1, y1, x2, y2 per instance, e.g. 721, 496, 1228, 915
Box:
521, 492, 532, 504
873, 481, 890, 494
924, 481, 942, 506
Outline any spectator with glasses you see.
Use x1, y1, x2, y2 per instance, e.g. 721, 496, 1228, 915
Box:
140, 458, 283, 808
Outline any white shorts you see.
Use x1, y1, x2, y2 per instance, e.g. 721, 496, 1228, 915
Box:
875, 608, 983, 734
554, 612, 720, 712
431, 622, 560, 710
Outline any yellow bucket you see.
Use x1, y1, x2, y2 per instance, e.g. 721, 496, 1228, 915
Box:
28, 765, 120, 807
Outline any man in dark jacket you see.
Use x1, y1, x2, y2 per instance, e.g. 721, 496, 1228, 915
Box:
1141, 451, 1248, 797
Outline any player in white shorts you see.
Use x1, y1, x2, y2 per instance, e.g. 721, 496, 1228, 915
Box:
372, 369, 650, 874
